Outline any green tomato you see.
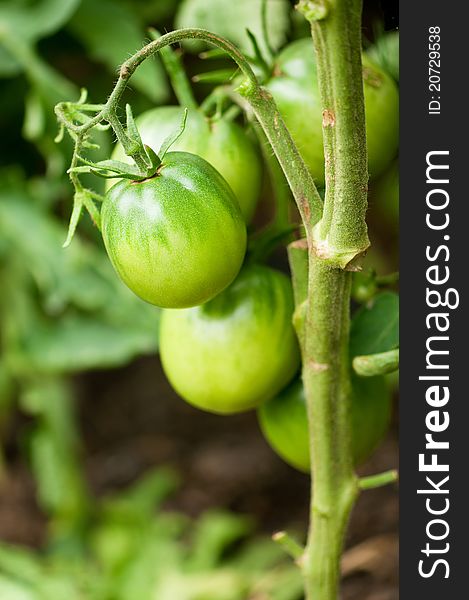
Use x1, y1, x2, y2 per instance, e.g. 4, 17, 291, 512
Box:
108, 106, 262, 222
101, 151, 246, 309
366, 30, 400, 83
267, 38, 399, 184
258, 375, 392, 473
160, 264, 301, 414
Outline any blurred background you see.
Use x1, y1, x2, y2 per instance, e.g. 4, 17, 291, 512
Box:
0, 1, 398, 598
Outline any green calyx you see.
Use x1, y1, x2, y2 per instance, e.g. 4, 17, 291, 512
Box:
70, 107, 189, 182
107, 105, 262, 223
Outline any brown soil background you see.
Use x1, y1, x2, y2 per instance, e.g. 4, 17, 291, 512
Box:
0, 356, 398, 599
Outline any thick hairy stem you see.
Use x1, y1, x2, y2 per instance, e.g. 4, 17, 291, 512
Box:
289, 246, 358, 600
302, 259, 358, 599
309, 0, 370, 267
291, 1, 369, 598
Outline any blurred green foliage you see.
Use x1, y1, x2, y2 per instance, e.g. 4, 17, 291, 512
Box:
0, 173, 159, 377
0, 468, 304, 600
0, 1, 173, 536
0, 2, 397, 598
350, 292, 399, 358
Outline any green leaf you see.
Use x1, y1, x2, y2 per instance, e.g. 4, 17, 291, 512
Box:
0, 577, 36, 600
115, 468, 180, 515
0, 543, 94, 600
350, 292, 399, 357
192, 69, 239, 84
0, 45, 21, 77
199, 48, 228, 60
18, 313, 158, 374
19, 379, 89, 522
63, 192, 83, 248
117, 528, 185, 600
28, 424, 87, 517
0, 33, 80, 173
155, 569, 248, 600
188, 511, 252, 571
0, 0, 80, 43
0, 175, 159, 375
22, 90, 46, 141
125, 103, 144, 149
68, 0, 169, 103
158, 109, 188, 160
73, 157, 144, 179
0, 544, 43, 585
175, 0, 290, 57
122, 0, 180, 23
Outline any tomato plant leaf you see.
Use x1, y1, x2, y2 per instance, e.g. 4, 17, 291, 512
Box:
0, 0, 80, 43
63, 191, 83, 248
68, 0, 169, 103
192, 69, 240, 84
17, 314, 158, 374
350, 292, 399, 357
0, 45, 22, 78
0, 178, 160, 375
158, 109, 188, 160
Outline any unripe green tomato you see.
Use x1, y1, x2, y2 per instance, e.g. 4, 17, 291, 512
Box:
101, 151, 246, 309
160, 264, 301, 414
366, 30, 400, 83
267, 38, 399, 185
108, 107, 262, 222
258, 375, 392, 473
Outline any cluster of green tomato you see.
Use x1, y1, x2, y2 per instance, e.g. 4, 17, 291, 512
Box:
101, 38, 398, 473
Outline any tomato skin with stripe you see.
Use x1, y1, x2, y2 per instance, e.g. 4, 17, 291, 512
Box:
258, 375, 392, 473
101, 151, 247, 309
107, 107, 262, 223
267, 38, 399, 185
159, 264, 301, 414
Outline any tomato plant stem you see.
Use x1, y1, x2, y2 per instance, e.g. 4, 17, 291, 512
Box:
272, 531, 304, 561
294, 1, 370, 598
302, 259, 358, 600
353, 348, 399, 377
359, 469, 398, 491
309, 0, 370, 268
